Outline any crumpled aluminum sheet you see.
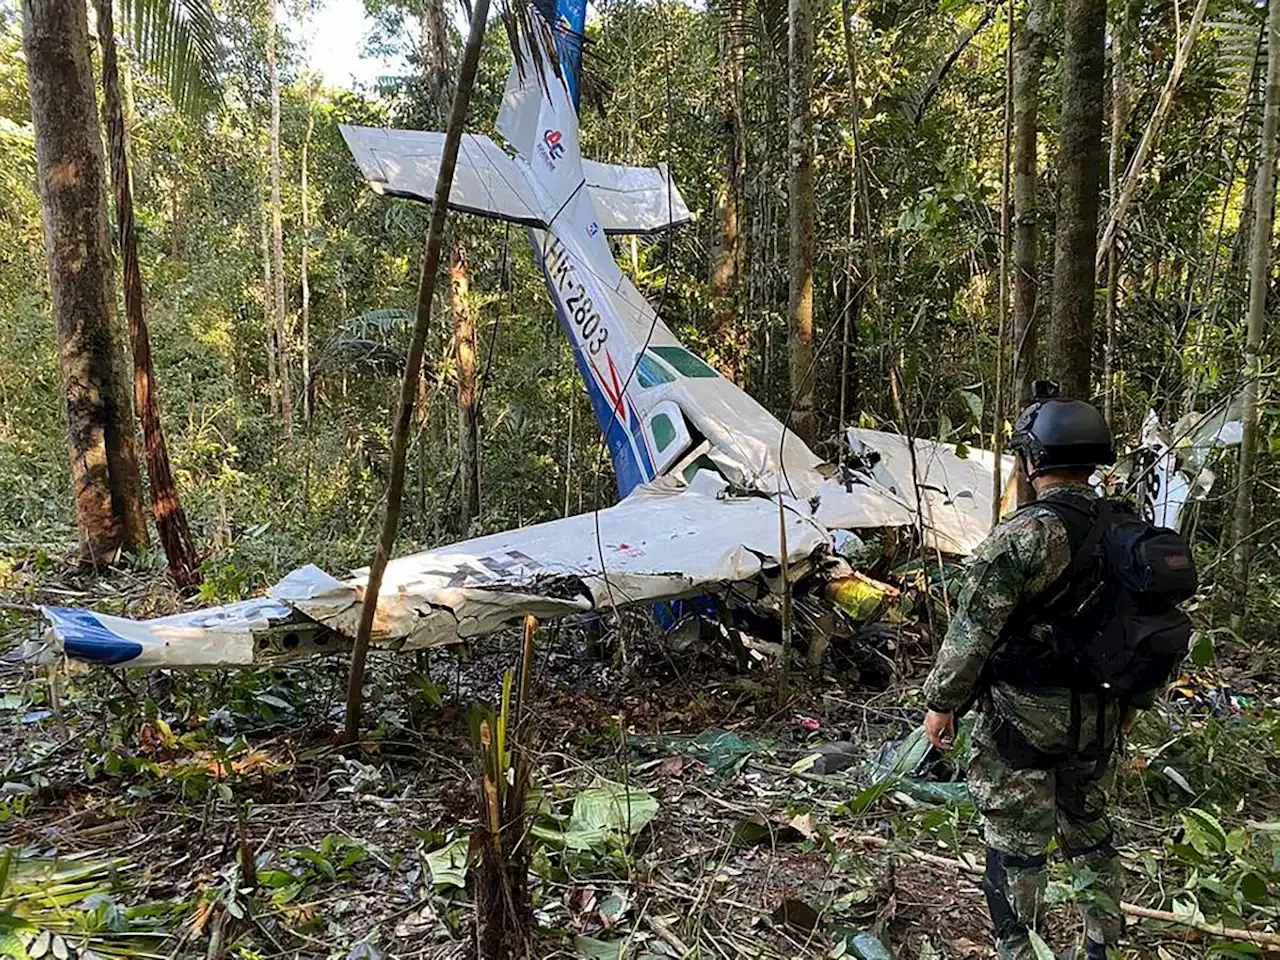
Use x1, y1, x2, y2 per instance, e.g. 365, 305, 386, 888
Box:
38, 476, 827, 668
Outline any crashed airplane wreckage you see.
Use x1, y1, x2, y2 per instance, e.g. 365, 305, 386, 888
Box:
32, 0, 1241, 671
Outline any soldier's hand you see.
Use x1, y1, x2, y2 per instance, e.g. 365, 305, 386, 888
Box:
924, 710, 955, 750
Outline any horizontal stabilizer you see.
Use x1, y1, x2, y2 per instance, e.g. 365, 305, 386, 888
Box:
341, 125, 547, 227
582, 159, 693, 234
340, 125, 693, 235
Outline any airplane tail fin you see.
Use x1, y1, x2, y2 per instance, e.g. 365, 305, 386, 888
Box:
531, 0, 586, 109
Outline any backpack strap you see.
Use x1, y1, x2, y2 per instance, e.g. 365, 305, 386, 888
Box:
1031, 496, 1111, 614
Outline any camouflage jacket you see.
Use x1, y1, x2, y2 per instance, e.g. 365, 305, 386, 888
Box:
923, 483, 1129, 750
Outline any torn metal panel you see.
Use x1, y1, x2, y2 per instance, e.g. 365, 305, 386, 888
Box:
810, 474, 916, 531
847, 429, 1015, 555
277, 479, 827, 650
38, 481, 828, 668
38, 598, 337, 669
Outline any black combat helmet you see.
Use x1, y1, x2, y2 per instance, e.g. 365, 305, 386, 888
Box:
1009, 380, 1116, 477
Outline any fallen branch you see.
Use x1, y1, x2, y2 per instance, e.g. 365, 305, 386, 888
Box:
1094, 0, 1210, 269
1120, 903, 1280, 952
849, 835, 1280, 952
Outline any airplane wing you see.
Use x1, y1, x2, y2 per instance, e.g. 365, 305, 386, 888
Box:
848, 429, 1015, 554
36, 476, 832, 669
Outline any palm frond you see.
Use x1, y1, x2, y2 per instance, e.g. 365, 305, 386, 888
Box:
336, 308, 416, 341
117, 0, 222, 116
1205, 0, 1265, 116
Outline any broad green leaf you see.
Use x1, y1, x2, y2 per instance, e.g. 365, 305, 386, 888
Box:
1181, 808, 1228, 856
425, 838, 470, 889
575, 936, 626, 959
1240, 871, 1269, 905
1207, 941, 1262, 957
1190, 631, 1214, 667
1026, 930, 1055, 960
0, 931, 29, 960
958, 389, 983, 423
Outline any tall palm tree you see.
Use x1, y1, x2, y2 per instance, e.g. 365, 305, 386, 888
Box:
92, 0, 219, 587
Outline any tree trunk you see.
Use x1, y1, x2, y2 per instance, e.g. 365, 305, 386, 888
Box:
1231, 0, 1280, 633
1102, 2, 1132, 423
453, 243, 480, 530
421, 0, 452, 112
1230, 155, 1258, 281
301, 94, 315, 424
261, 207, 277, 413
23, 0, 148, 561
345, 0, 490, 744
1011, 0, 1048, 504
839, 0, 874, 429
1048, 0, 1106, 400
95, 0, 199, 587
1011, 0, 1048, 412
268, 0, 292, 437
788, 0, 816, 445
994, 0, 1013, 526
710, 0, 747, 386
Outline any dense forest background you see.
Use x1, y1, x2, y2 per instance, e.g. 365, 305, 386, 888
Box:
1, 0, 1276, 631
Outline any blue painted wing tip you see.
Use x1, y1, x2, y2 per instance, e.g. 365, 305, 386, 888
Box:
42, 606, 144, 665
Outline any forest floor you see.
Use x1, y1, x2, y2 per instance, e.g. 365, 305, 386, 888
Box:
2, 559, 1280, 960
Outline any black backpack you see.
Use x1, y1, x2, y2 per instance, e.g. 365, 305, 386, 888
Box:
994, 495, 1198, 699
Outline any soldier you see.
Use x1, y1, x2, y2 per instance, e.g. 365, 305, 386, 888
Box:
921, 384, 1137, 960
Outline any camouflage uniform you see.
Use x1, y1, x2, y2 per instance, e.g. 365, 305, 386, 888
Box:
923, 483, 1125, 959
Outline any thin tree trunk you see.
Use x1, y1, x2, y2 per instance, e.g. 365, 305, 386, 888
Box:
1048, 0, 1106, 400
710, 0, 747, 385
1103, 2, 1133, 423
994, 0, 1013, 526
1095, 0, 1211, 271
261, 207, 277, 413
839, 0, 874, 428
1230, 155, 1259, 280
1011, 0, 1048, 504
1231, 0, 1280, 633
23, 0, 148, 560
345, 0, 489, 743
301, 92, 315, 424
268, 0, 292, 437
95, 0, 198, 587
788, 0, 816, 445
453, 243, 480, 529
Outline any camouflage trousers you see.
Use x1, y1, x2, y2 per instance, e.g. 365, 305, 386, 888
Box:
967, 706, 1123, 959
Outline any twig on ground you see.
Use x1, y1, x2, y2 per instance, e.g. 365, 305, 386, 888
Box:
650, 916, 692, 956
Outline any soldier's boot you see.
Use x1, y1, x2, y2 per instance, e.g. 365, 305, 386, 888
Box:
1083, 938, 1109, 960
983, 847, 1049, 960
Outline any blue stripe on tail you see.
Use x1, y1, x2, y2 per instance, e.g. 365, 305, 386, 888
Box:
534, 0, 585, 110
